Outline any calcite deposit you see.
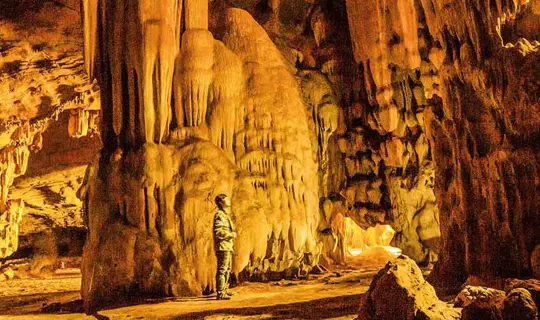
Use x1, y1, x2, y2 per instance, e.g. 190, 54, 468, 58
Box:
79, 0, 325, 308
0, 1, 100, 259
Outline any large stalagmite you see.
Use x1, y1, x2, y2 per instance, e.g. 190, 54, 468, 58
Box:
80, 0, 323, 309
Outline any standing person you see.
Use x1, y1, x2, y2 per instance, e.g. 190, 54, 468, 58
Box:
213, 194, 237, 300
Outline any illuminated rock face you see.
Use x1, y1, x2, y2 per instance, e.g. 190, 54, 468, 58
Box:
1, 0, 440, 275
2, 0, 539, 308
0, 200, 23, 258
359, 255, 461, 320
340, 0, 540, 292
81, 1, 321, 308
0, 3, 100, 259
417, 0, 540, 292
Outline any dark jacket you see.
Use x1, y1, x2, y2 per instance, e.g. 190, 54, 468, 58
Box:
213, 209, 235, 252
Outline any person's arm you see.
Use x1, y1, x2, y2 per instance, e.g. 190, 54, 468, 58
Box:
214, 213, 234, 240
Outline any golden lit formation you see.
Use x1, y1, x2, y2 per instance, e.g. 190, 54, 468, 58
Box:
0, 0, 539, 318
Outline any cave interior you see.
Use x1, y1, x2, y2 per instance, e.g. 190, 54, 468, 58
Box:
0, 0, 539, 319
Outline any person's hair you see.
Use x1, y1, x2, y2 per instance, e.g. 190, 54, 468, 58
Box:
215, 194, 228, 208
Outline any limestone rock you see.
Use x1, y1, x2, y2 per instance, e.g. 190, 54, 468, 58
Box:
423, 0, 540, 291
79, 4, 324, 309
505, 279, 540, 311
358, 255, 460, 320
3, 0, 540, 316
455, 285, 506, 320
345, 0, 420, 106
375, 104, 400, 133
380, 137, 407, 168
386, 166, 440, 263
0, 2, 102, 259
502, 288, 538, 320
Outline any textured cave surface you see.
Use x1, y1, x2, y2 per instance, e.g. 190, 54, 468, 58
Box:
0, 0, 101, 262
0, 0, 538, 316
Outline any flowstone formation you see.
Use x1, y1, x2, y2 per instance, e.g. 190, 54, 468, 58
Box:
320, 0, 443, 265
81, 0, 324, 308
336, 0, 540, 292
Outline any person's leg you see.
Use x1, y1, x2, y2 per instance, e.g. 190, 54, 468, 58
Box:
224, 251, 233, 295
216, 251, 230, 300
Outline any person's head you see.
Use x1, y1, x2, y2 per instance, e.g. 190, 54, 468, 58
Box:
215, 194, 231, 209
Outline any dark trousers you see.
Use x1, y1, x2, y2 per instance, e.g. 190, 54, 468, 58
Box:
216, 251, 232, 294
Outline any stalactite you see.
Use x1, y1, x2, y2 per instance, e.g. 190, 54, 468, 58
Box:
310, 6, 333, 47
345, 0, 420, 107
0, 153, 15, 212
68, 108, 88, 138
83, 0, 182, 146
141, 0, 182, 143
179, 30, 214, 127
13, 146, 29, 176
0, 199, 24, 258
82, 0, 98, 79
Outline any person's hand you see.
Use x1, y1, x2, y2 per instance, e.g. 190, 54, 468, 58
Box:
232, 232, 237, 239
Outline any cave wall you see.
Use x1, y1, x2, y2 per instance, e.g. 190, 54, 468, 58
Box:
0, 1, 101, 259
419, 0, 540, 292
340, 0, 540, 292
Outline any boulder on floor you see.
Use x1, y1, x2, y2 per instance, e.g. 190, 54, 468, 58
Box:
455, 285, 505, 320
502, 288, 538, 320
358, 255, 460, 320
504, 278, 540, 313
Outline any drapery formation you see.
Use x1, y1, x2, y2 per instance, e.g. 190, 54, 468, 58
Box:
81, 0, 324, 309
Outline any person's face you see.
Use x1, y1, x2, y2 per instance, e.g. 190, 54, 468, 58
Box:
222, 196, 231, 208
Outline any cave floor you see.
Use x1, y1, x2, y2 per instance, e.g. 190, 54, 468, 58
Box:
0, 266, 386, 320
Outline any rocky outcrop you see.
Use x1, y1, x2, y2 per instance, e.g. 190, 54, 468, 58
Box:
358, 255, 460, 320
505, 278, 540, 311
455, 283, 540, 320
503, 288, 538, 320
455, 286, 506, 320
